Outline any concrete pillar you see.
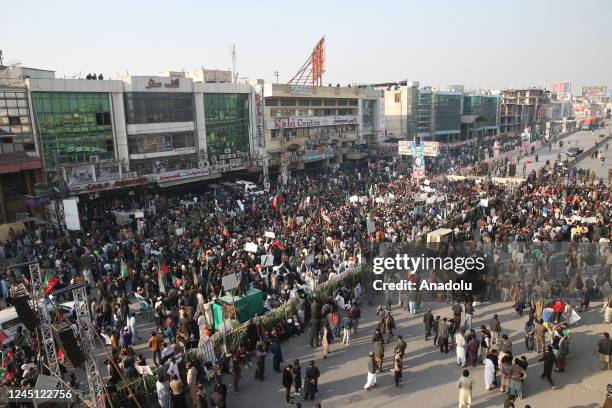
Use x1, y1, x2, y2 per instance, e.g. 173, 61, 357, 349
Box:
0, 181, 6, 223
194, 91, 207, 162
111, 92, 130, 170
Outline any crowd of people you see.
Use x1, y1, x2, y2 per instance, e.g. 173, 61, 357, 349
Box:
0, 128, 609, 407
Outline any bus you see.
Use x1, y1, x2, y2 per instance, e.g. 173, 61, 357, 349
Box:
580, 115, 602, 130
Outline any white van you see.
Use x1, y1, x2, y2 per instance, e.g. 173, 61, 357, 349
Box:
235, 180, 264, 196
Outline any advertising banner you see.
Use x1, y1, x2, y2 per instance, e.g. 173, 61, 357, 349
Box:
63, 198, 81, 231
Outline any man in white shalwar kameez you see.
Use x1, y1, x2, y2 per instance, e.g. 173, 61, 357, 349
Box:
484, 356, 496, 390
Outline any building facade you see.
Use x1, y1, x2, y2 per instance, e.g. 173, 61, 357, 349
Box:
0, 84, 44, 222
27, 72, 257, 195
461, 93, 500, 140
417, 88, 463, 143
499, 88, 549, 136
262, 84, 383, 173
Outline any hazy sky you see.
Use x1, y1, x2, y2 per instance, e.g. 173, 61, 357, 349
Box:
2, 0, 611, 91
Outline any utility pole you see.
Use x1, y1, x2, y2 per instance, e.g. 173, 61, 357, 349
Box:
231, 44, 238, 83
273, 71, 279, 84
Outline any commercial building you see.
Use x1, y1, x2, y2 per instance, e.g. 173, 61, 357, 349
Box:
461, 93, 500, 140
499, 88, 549, 136
0, 65, 48, 223
417, 87, 463, 143
26, 70, 258, 196
262, 83, 383, 173
370, 81, 419, 141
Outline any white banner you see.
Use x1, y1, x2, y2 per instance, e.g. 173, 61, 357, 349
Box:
62, 199, 81, 231
244, 242, 259, 253
264, 231, 275, 239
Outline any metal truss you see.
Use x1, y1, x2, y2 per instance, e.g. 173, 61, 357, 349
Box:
72, 284, 106, 408
28, 263, 62, 379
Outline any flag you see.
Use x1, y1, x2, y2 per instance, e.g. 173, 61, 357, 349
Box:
44, 275, 60, 295
158, 255, 169, 293
272, 240, 285, 251
271, 191, 284, 212
120, 259, 129, 278
157, 269, 167, 294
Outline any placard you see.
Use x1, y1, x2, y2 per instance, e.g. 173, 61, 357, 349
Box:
260, 254, 274, 268
244, 242, 258, 253
264, 231, 275, 239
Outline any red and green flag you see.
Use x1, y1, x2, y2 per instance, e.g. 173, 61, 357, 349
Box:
157, 257, 169, 293
120, 259, 129, 278
272, 239, 285, 251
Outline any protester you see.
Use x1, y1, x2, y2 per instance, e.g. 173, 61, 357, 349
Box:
457, 369, 475, 408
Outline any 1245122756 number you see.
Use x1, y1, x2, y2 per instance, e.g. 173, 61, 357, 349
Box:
8, 388, 74, 401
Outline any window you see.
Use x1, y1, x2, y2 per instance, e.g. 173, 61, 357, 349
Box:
8, 116, 21, 125
323, 99, 336, 106
266, 98, 278, 107
337, 99, 348, 106
204, 93, 250, 156
310, 99, 321, 106
32, 92, 114, 167
298, 99, 310, 106
124, 92, 193, 124
280, 99, 296, 107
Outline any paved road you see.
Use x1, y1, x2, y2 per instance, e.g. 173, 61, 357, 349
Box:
521, 128, 610, 177
204, 296, 611, 408
574, 143, 612, 181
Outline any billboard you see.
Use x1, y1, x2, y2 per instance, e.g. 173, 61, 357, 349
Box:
582, 86, 607, 98
553, 81, 571, 94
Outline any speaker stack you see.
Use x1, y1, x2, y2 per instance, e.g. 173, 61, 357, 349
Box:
52, 320, 85, 368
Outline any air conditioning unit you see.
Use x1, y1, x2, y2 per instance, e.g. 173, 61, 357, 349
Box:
198, 161, 209, 168
89, 155, 100, 163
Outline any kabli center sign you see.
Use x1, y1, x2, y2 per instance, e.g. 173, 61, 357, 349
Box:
267, 115, 357, 129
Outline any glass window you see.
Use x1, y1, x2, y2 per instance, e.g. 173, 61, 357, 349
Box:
298, 99, 310, 106
32, 91, 114, 167
204, 93, 250, 157
124, 92, 193, 124
323, 99, 336, 106
280, 99, 296, 107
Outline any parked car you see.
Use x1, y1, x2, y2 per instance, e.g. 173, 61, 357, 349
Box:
566, 147, 583, 157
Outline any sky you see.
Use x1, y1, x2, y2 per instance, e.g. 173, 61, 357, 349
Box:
2, 0, 611, 92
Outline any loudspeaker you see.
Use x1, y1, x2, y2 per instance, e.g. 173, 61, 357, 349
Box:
12, 296, 40, 332
52, 321, 85, 368
508, 163, 516, 177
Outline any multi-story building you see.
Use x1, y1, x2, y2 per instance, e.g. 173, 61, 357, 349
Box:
369, 81, 419, 141
499, 88, 549, 136
27, 71, 258, 196
262, 84, 383, 172
0, 65, 51, 223
461, 93, 500, 140
417, 87, 463, 143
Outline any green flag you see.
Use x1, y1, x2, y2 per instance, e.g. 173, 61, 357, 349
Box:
120, 259, 129, 278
